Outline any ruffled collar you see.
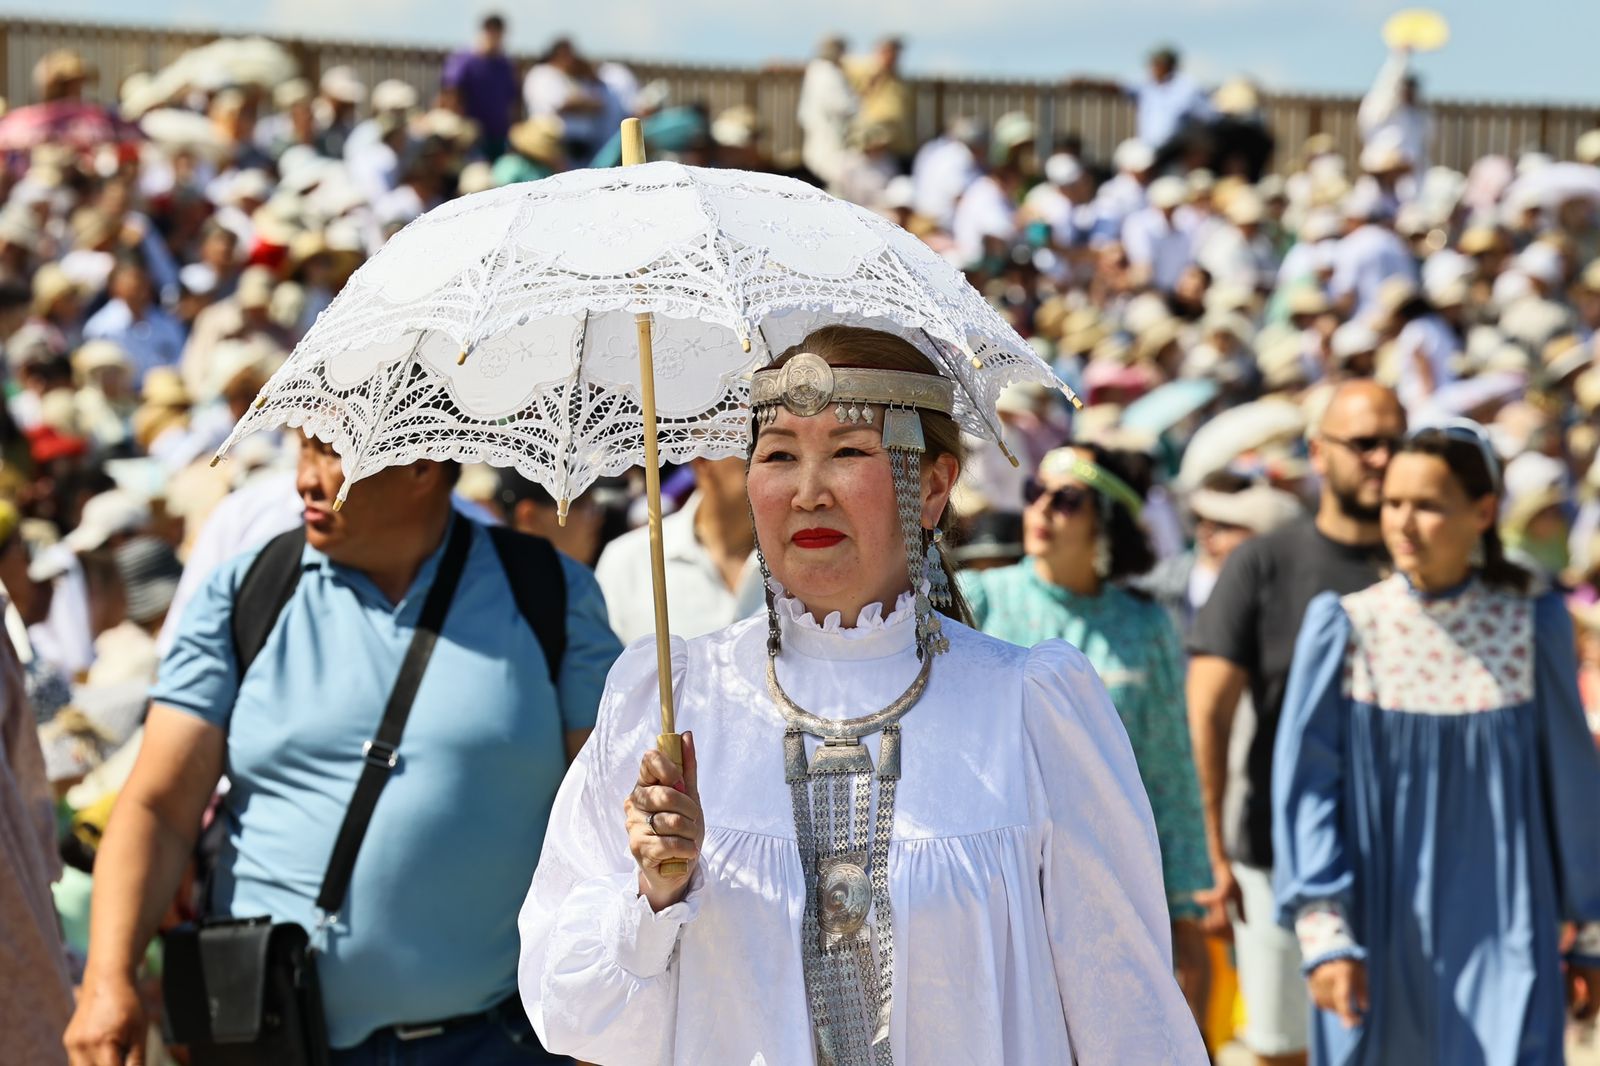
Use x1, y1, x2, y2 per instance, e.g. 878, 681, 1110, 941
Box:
771, 582, 918, 661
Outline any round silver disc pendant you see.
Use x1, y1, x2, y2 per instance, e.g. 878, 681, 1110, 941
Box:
818, 860, 872, 937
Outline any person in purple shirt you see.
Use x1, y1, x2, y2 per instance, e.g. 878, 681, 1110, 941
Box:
443, 14, 521, 160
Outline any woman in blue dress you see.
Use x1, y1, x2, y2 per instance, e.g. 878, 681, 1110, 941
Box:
962, 443, 1213, 1024
1273, 420, 1600, 1066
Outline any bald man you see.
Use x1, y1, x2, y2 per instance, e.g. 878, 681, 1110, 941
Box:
1185, 381, 1405, 1066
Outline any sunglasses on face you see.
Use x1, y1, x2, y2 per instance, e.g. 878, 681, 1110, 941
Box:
1023, 478, 1091, 516
1322, 433, 1401, 458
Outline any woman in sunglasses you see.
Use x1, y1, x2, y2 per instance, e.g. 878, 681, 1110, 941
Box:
1273, 421, 1600, 1066
962, 443, 1213, 1025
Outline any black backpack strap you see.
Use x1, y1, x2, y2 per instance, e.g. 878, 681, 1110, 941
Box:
314, 514, 474, 917
485, 525, 567, 685
230, 527, 309, 677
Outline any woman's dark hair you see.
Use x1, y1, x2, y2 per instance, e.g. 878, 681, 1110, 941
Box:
1398, 428, 1530, 593
1077, 442, 1158, 582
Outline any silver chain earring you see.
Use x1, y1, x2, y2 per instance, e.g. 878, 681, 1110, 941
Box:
926, 528, 952, 610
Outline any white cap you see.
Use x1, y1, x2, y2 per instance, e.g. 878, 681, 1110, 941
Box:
1514, 243, 1563, 288
1577, 129, 1600, 167
62, 490, 150, 555
1331, 321, 1380, 361
1147, 176, 1187, 210
1045, 153, 1084, 187
1226, 189, 1265, 226
1342, 182, 1387, 222
1299, 208, 1343, 243
883, 174, 916, 210
319, 66, 367, 104
1113, 139, 1155, 174
371, 79, 418, 113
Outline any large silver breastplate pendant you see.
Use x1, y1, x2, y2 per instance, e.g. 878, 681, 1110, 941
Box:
771, 654, 929, 1066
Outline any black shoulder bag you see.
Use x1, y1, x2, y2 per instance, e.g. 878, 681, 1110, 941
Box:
161, 515, 474, 1065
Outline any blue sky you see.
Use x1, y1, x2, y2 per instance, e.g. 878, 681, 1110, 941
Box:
5, 0, 1599, 104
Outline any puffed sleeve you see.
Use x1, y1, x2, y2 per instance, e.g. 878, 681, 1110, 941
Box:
1531, 593, 1600, 965
1023, 640, 1210, 1065
1270, 592, 1363, 971
518, 634, 699, 1065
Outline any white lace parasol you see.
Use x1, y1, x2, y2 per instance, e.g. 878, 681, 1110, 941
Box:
216, 161, 1066, 507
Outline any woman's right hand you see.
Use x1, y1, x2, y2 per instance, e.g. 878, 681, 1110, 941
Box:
65, 968, 147, 1066
625, 731, 703, 912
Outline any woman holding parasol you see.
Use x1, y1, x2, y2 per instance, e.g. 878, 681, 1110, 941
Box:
518, 325, 1208, 1065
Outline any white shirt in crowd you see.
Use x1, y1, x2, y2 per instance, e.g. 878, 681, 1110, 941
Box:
951, 175, 1018, 267
523, 64, 608, 153
911, 135, 982, 229
1092, 173, 1148, 241
1394, 314, 1460, 412
796, 58, 857, 186
1197, 225, 1280, 293
1330, 223, 1418, 318
1359, 49, 1433, 172
1122, 207, 1194, 291
593, 493, 764, 645
1134, 74, 1212, 149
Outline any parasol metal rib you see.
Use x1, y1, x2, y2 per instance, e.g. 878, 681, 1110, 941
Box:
621, 117, 690, 880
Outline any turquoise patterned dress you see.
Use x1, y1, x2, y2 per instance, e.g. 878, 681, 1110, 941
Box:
962, 560, 1212, 919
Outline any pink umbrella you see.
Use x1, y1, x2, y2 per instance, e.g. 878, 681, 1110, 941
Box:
0, 101, 142, 152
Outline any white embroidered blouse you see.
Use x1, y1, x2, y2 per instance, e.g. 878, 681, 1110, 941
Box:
517, 591, 1209, 1065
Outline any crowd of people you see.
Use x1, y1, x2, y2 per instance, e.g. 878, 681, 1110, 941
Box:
0, 12, 1598, 1066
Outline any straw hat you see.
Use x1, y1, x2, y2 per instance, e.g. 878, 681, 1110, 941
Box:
1134, 317, 1184, 364
1190, 483, 1304, 533
1147, 176, 1187, 211
371, 79, 419, 114
140, 367, 191, 409
1577, 129, 1600, 167
1212, 78, 1260, 117
274, 78, 313, 110
72, 340, 132, 380
1113, 139, 1155, 174
33, 50, 96, 95
31, 263, 81, 316
1286, 284, 1331, 318
509, 115, 565, 164
1542, 333, 1591, 385
235, 265, 276, 311
711, 106, 761, 149
319, 66, 366, 105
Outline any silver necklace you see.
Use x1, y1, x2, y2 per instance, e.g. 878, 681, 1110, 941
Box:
770, 652, 929, 1066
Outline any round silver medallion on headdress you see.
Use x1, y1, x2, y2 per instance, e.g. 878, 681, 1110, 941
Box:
818, 858, 872, 937
780, 353, 835, 417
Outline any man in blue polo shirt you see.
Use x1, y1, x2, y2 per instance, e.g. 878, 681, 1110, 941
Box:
65, 435, 622, 1065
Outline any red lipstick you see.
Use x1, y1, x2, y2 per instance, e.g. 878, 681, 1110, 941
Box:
792, 528, 846, 549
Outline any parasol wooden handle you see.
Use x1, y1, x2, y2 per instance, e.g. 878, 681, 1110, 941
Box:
621, 117, 689, 880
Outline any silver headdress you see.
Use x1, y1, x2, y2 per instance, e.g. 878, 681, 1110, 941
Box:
750, 352, 956, 661
748, 351, 959, 1066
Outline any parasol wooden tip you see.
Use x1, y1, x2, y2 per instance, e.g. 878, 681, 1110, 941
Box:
1064, 385, 1085, 410
332, 497, 344, 513
255, 395, 268, 409
970, 356, 985, 369
740, 336, 752, 353
457, 348, 469, 366
557, 497, 569, 527
620, 118, 647, 167
208, 455, 221, 468
998, 437, 1020, 469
